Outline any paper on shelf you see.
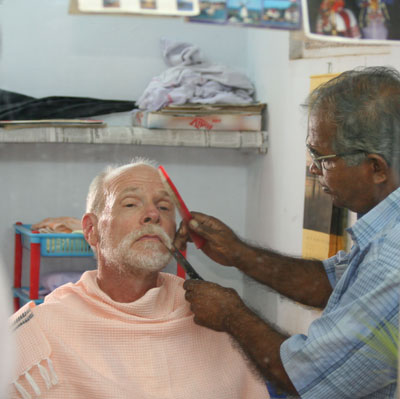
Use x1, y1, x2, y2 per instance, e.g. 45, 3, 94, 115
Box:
0, 126, 267, 152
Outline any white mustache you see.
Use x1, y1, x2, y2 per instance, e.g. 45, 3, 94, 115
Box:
122, 225, 172, 249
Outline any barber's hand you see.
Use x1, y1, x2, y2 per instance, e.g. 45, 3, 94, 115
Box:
174, 212, 244, 266
183, 280, 246, 332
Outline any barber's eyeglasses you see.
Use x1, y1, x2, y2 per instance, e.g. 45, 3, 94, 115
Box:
306, 145, 366, 171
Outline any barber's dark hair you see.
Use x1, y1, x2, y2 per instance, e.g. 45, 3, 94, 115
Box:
305, 66, 400, 172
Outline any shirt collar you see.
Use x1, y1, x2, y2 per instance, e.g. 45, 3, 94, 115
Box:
348, 187, 400, 250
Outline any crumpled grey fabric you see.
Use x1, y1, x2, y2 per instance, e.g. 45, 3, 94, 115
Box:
138, 38, 255, 111
161, 37, 203, 67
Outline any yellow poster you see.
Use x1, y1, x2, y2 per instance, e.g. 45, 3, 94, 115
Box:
302, 73, 347, 260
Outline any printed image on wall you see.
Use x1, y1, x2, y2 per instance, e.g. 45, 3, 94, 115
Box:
302, 146, 348, 259
189, 0, 228, 22
77, 0, 199, 15
189, 0, 301, 26
227, 0, 263, 24
103, 0, 120, 6
141, 0, 157, 9
303, 0, 400, 42
260, 0, 301, 28
178, 0, 195, 10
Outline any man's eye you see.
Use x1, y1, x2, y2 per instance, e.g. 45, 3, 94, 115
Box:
158, 205, 170, 211
125, 203, 137, 208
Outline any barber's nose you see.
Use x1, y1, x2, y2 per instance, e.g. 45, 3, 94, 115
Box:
141, 205, 160, 224
309, 162, 322, 176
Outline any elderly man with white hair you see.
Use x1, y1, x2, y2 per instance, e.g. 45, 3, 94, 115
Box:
9, 159, 269, 399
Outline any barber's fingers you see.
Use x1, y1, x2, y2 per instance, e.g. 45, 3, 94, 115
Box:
183, 280, 225, 300
174, 211, 220, 249
184, 279, 213, 299
188, 212, 228, 240
184, 280, 219, 320
188, 212, 215, 237
173, 220, 192, 251
183, 279, 204, 292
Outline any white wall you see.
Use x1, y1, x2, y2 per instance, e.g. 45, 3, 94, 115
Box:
0, 0, 248, 99
0, 0, 254, 298
242, 29, 310, 327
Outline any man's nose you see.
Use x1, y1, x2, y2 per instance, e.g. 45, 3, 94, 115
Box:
141, 205, 161, 224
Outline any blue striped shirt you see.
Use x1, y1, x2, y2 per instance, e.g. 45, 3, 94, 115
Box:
281, 187, 400, 398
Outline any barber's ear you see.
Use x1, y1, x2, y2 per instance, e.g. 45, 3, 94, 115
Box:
82, 213, 99, 247
366, 154, 390, 184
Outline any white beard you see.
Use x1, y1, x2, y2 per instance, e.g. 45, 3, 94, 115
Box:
100, 225, 173, 274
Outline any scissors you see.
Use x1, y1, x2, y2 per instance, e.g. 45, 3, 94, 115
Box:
166, 244, 203, 280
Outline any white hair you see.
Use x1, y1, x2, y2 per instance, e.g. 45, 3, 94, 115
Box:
86, 157, 158, 215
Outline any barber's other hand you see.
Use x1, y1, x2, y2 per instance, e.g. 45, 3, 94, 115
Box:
174, 212, 243, 266
183, 280, 245, 332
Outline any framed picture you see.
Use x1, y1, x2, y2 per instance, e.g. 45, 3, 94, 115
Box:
190, 0, 301, 28
302, 0, 400, 43
75, 0, 199, 16
189, 0, 228, 23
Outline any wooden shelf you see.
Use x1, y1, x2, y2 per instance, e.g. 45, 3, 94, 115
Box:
0, 126, 268, 153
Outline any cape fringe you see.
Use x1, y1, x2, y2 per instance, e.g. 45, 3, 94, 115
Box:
13, 358, 58, 398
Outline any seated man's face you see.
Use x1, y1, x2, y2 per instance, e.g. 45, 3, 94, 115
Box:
97, 165, 176, 274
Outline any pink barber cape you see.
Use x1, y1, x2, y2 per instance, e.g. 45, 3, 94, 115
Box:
10, 270, 269, 399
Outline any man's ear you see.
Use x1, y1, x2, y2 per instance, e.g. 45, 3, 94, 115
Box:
82, 213, 99, 247
366, 154, 390, 184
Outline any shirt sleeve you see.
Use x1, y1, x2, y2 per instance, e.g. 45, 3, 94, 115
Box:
280, 265, 398, 398
322, 250, 349, 288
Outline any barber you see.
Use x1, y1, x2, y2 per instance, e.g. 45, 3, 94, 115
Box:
176, 66, 400, 398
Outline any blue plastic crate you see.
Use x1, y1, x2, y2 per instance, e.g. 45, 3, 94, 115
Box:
13, 287, 44, 307
15, 224, 93, 257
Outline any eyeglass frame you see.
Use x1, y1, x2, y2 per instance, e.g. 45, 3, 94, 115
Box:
306, 144, 367, 171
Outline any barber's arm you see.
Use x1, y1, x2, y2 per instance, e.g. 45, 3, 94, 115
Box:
183, 280, 298, 395
175, 212, 332, 308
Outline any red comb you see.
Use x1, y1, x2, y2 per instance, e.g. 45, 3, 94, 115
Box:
158, 165, 205, 249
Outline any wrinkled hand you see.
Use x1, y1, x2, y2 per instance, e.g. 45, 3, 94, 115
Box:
174, 212, 244, 266
183, 280, 246, 332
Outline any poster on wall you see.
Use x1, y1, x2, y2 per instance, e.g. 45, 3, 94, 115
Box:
302, 73, 348, 260
302, 146, 348, 259
75, 0, 200, 16
302, 0, 400, 43
189, 0, 302, 29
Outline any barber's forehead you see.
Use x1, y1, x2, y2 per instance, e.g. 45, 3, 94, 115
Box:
308, 112, 337, 134
307, 114, 336, 148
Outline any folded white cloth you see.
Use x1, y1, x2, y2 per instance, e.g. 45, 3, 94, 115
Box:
138, 38, 255, 111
